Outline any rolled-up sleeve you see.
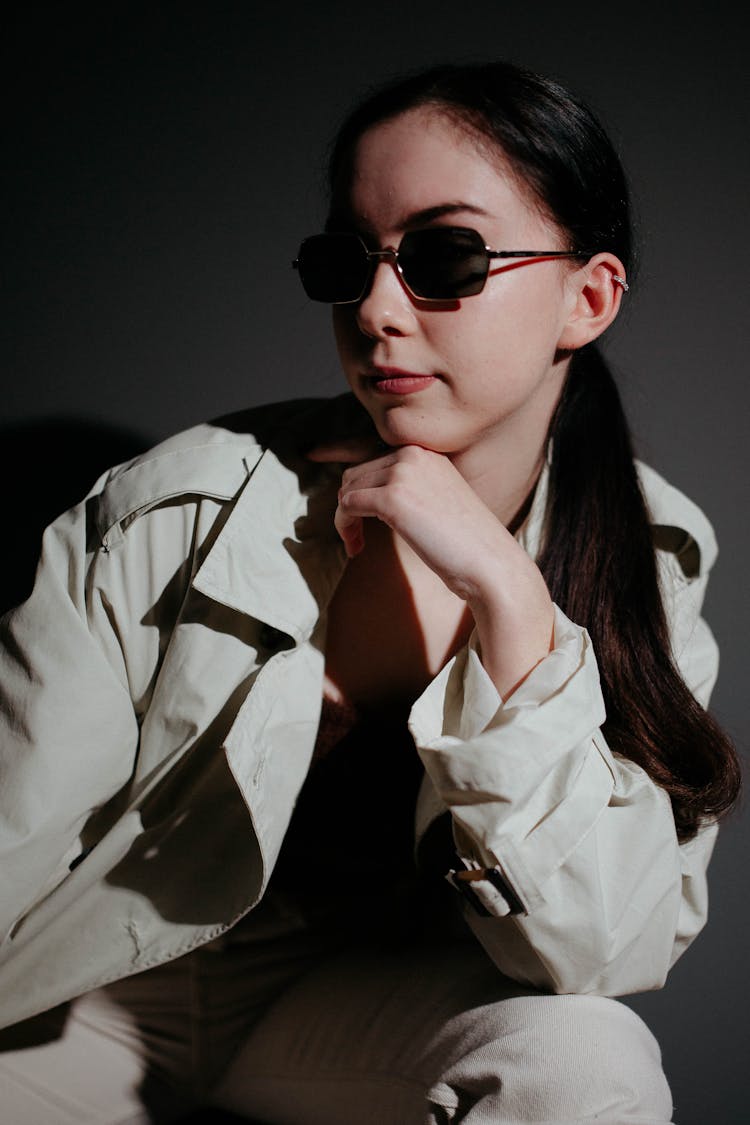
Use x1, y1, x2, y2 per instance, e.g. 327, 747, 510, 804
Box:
409, 590, 719, 996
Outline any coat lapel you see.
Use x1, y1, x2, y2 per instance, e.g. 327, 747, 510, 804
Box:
192, 445, 347, 643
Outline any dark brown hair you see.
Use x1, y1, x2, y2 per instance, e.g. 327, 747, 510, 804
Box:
328, 61, 741, 840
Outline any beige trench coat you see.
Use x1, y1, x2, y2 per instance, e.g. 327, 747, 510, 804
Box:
0, 395, 720, 1028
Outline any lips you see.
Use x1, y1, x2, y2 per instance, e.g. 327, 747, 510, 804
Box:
366, 367, 438, 396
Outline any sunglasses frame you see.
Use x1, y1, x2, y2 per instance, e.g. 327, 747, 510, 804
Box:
292, 226, 592, 304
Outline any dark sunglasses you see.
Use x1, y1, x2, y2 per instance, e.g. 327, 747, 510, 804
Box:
292, 226, 590, 304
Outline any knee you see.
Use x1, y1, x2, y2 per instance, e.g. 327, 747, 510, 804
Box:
435, 993, 673, 1123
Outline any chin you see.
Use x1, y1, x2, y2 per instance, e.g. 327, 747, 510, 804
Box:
373, 411, 456, 453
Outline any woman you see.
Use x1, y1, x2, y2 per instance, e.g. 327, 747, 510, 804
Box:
0, 61, 740, 1123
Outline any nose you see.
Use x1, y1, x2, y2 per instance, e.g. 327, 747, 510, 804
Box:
355, 251, 417, 338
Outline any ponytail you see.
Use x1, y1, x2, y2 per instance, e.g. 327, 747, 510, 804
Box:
539, 347, 742, 840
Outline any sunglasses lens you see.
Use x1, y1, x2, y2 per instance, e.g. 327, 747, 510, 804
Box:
295, 227, 491, 303
399, 227, 489, 299
295, 233, 368, 302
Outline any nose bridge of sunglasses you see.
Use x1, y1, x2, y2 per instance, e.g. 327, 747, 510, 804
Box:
360, 245, 411, 296
368, 247, 399, 263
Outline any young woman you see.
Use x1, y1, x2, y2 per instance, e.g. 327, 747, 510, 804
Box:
0, 61, 741, 1124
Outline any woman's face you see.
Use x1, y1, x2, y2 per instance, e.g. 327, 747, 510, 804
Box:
331, 107, 582, 460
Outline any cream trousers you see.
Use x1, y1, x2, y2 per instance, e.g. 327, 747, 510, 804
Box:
0, 890, 673, 1124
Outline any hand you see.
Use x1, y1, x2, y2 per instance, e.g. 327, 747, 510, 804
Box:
309, 438, 514, 596
306, 433, 390, 559
307, 438, 554, 697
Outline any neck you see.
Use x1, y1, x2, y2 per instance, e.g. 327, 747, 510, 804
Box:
448, 359, 567, 529
448, 416, 550, 532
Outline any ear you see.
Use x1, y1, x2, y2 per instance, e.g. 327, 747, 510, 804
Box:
557, 253, 628, 351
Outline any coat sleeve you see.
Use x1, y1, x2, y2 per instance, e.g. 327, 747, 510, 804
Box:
408, 513, 721, 998
0, 437, 244, 942
0, 487, 143, 939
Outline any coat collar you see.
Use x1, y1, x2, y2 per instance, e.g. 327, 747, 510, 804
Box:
191, 443, 346, 644
192, 394, 552, 644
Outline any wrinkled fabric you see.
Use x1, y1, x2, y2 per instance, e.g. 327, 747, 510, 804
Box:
0, 394, 720, 1027
0, 918, 673, 1124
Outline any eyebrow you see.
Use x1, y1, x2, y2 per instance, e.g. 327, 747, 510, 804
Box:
401, 201, 493, 226
326, 200, 492, 232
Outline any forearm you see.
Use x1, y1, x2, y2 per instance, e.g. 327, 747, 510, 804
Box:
465, 537, 555, 701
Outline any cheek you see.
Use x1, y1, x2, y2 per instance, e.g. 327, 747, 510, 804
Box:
477, 278, 567, 357
444, 288, 564, 398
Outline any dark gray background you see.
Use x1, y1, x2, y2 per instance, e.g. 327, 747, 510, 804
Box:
4, 3, 748, 1121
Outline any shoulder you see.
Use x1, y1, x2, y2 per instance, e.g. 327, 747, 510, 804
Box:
92, 394, 366, 548
636, 459, 718, 580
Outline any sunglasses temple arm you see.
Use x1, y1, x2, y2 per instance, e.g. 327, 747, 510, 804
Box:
487, 250, 591, 260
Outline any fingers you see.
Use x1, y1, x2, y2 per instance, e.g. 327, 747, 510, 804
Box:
333, 507, 365, 558
307, 435, 399, 557
334, 463, 391, 557
333, 453, 406, 557
314, 443, 440, 558
339, 455, 394, 493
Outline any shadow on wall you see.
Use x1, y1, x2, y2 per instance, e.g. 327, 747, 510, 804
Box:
1, 418, 155, 616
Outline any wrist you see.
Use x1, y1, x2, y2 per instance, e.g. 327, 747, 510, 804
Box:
466, 563, 555, 700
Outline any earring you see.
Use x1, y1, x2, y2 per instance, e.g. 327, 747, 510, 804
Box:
613, 275, 629, 291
